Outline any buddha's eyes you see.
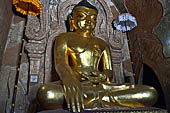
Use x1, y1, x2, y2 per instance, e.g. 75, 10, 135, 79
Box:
76, 12, 97, 22
77, 12, 86, 19
91, 16, 97, 22
78, 14, 83, 18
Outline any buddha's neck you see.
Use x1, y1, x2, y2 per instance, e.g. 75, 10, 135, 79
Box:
76, 31, 93, 38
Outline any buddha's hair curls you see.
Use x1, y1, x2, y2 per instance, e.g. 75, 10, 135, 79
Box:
73, 0, 98, 12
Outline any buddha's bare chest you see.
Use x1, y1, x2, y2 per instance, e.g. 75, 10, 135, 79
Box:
67, 38, 105, 66
68, 38, 104, 57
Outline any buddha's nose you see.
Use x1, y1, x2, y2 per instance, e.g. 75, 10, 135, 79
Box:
85, 17, 91, 24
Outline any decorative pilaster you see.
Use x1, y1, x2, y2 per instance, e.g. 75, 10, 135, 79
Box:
24, 0, 50, 102
25, 40, 46, 83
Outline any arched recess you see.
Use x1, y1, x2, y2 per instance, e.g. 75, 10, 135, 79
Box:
143, 64, 166, 109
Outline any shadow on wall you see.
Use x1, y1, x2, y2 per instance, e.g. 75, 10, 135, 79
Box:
143, 64, 166, 109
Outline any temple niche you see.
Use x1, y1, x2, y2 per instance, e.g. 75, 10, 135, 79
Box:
0, 0, 169, 113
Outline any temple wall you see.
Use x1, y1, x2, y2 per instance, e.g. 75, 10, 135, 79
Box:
125, 0, 170, 110
0, 2, 26, 113
0, 0, 13, 70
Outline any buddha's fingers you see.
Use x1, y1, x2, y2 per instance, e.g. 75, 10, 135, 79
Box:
75, 86, 81, 112
63, 85, 71, 111
70, 87, 76, 112
79, 87, 84, 109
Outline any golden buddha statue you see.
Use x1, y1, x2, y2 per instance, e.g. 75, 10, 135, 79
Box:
37, 0, 158, 112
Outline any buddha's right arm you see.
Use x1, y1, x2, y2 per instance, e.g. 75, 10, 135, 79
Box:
54, 36, 74, 80
54, 36, 84, 112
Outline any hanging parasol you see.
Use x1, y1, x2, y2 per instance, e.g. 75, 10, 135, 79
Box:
113, 13, 137, 32
13, 0, 42, 16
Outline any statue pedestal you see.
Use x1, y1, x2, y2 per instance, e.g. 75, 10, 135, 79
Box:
37, 107, 168, 113
82, 107, 168, 113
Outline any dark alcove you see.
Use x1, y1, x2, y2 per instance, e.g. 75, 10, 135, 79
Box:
143, 64, 166, 109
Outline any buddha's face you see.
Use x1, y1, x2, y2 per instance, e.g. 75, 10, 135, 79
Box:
71, 6, 98, 35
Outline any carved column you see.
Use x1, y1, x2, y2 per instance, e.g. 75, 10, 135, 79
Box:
25, 40, 45, 84
25, 0, 49, 101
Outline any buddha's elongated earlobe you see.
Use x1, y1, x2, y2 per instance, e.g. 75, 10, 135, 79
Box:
68, 15, 74, 31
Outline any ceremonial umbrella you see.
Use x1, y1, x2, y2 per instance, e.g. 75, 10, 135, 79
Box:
13, 0, 42, 16
113, 13, 137, 32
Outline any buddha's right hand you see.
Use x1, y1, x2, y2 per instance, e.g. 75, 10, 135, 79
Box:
63, 76, 84, 112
